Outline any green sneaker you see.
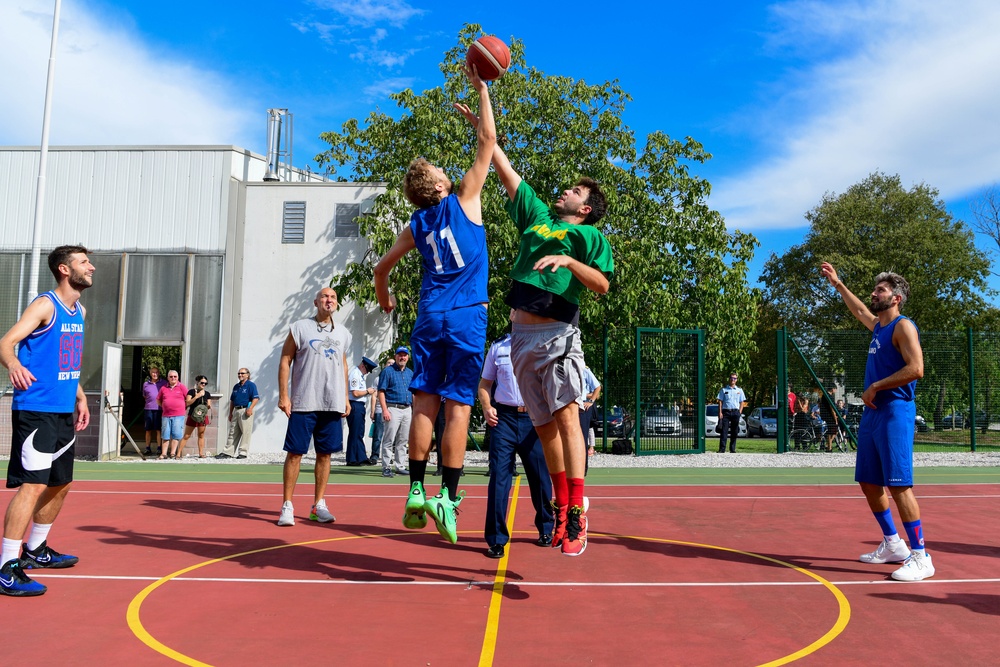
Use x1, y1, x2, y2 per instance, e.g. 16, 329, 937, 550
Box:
423, 489, 466, 544
402, 481, 428, 529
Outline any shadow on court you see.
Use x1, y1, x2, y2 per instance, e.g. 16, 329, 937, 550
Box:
870, 591, 1000, 616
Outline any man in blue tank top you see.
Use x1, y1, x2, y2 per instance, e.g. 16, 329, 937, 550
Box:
0, 246, 94, 597
374, 63, 496, 544
822, 262, 934, 581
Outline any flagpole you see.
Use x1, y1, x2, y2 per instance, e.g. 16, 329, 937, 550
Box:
28, 0, 63, 301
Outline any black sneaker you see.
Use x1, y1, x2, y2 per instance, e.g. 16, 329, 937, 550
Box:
535, 534, 553, 547
215, 453, 232, 459
0, 559, 46, 597
21, 541, 79, 569
485, 544, 505, 559
236, 455, 247, 459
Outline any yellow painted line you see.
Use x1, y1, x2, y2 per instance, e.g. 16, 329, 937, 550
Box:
606, 534, 851, 666
478, 475, 521, 667
126, 532, 416, 666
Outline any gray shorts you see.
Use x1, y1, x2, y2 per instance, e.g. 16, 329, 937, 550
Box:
510, 321, 586, 427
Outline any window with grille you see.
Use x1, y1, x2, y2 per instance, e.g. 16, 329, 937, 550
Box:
335, 203, 360, 238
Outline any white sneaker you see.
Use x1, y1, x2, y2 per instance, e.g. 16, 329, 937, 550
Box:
277, 502, 295, 526
891, 551, 935, 581
310, 502, 336, 523
860, 537, 910, 564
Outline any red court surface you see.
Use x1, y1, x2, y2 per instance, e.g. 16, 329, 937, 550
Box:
3, 480, 998, 666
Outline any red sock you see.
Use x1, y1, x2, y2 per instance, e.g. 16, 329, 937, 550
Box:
550, 471, 568, 507
568, 477, 585, 509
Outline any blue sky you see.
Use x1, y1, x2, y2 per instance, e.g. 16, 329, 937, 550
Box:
4, 0, 1000, 294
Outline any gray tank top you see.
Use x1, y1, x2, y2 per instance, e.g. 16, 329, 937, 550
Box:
288, 318, 352, 413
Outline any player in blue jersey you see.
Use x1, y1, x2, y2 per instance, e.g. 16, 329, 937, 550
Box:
822, 262, 934, 581
1, 246, 94, 596
374, 63, 496, 544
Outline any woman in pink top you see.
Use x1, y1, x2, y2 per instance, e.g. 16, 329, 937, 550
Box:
157, 370, 189, 459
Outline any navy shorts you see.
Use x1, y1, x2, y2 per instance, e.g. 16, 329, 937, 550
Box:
144, 409, 163, 431
283, 411, 344, 455
410, 304, 487, 406
855, 399, 915, 487
7, 410, 76, 488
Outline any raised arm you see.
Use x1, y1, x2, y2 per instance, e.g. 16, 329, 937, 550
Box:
454, 103, 521, 201
455, 65, 496, 220
821, 262, 877, 331
373, 226, 417, 313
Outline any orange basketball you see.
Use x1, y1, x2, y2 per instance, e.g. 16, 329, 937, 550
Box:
466, 36, 511, 81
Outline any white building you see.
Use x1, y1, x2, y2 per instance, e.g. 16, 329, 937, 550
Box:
0, 145, 392, 456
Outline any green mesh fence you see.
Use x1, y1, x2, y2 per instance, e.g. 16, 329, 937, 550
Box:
584, 327, 704, 455
782, 328, 1000, 453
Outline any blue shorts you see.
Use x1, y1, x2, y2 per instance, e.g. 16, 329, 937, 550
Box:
161, 415, 186, 441
855, 399, 915, 487
410, 304, 487, 406
144, 409, 163, 431
283, 411, 344, 455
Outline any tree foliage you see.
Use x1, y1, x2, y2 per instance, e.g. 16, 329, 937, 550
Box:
316, 24, 758, 379
761, 172, 997, 332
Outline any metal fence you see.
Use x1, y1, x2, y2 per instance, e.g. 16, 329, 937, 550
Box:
778, 327, 1000, 453
586, 327, 705, 455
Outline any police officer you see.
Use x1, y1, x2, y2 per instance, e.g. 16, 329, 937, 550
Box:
479, 330, 554, 559
717, 372, 747, 453
346, 357, 377, 465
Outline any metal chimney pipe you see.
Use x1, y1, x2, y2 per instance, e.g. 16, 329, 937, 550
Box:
263, 108, 283, 181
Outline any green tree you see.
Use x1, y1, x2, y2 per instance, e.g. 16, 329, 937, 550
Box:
316, 24, 758, 381
762, 171, 995, 331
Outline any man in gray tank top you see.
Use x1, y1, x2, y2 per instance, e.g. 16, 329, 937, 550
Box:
276, 288, 352, 527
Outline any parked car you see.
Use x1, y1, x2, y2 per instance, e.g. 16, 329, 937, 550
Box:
705, 404, 747, 437
747, 406, 778, 437
593, 405, 627, 437
640, 406, 682, 436
937, 411, 986, 429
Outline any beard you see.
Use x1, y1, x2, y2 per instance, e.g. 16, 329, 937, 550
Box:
870, 294, 894, 312
68, 269, 93, 291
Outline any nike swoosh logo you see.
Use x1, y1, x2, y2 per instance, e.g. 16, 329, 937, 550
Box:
21, 431, 74, 472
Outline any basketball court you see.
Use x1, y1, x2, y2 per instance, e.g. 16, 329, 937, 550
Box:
1, 463, 998, 666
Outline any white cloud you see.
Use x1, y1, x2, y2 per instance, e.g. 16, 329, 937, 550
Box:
0, 1, 259, 148
713, 0, 1000, 230
309, 0, 423, 28
363, 77, 414, 100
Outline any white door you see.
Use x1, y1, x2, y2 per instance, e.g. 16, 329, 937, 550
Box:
99, 342, 123, 461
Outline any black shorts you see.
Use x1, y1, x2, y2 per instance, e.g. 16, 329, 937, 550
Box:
6, 410, 76, 488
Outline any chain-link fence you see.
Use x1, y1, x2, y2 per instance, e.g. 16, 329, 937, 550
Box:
780, 327, 1000, 453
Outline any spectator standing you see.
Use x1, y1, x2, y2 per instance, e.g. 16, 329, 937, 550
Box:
141, 367, 167, 456
368, 359, 393, 466
579, 366, 601, 461
178, 375, 212, 458
821, 262, 933, 581
376, 347, 414, 478
479, 330, 554, 558
346, 357, 377, 466
157, 371, 188, 460
276, 287, 351, 527
0, 245, 93, 597
218, 368, 259, 459
717, 373, 747, 453
819, 384, 838, 452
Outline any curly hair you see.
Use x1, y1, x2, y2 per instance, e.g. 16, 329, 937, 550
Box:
576, 177, 607, 225
403, 158, 448, 209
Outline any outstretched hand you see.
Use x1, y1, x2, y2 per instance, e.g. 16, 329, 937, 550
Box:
454, 102, 479, 129
820, 262, 840, 287
464, 62, 486, 94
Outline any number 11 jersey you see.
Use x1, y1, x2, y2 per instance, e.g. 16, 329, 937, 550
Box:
410, 194, 489, 312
